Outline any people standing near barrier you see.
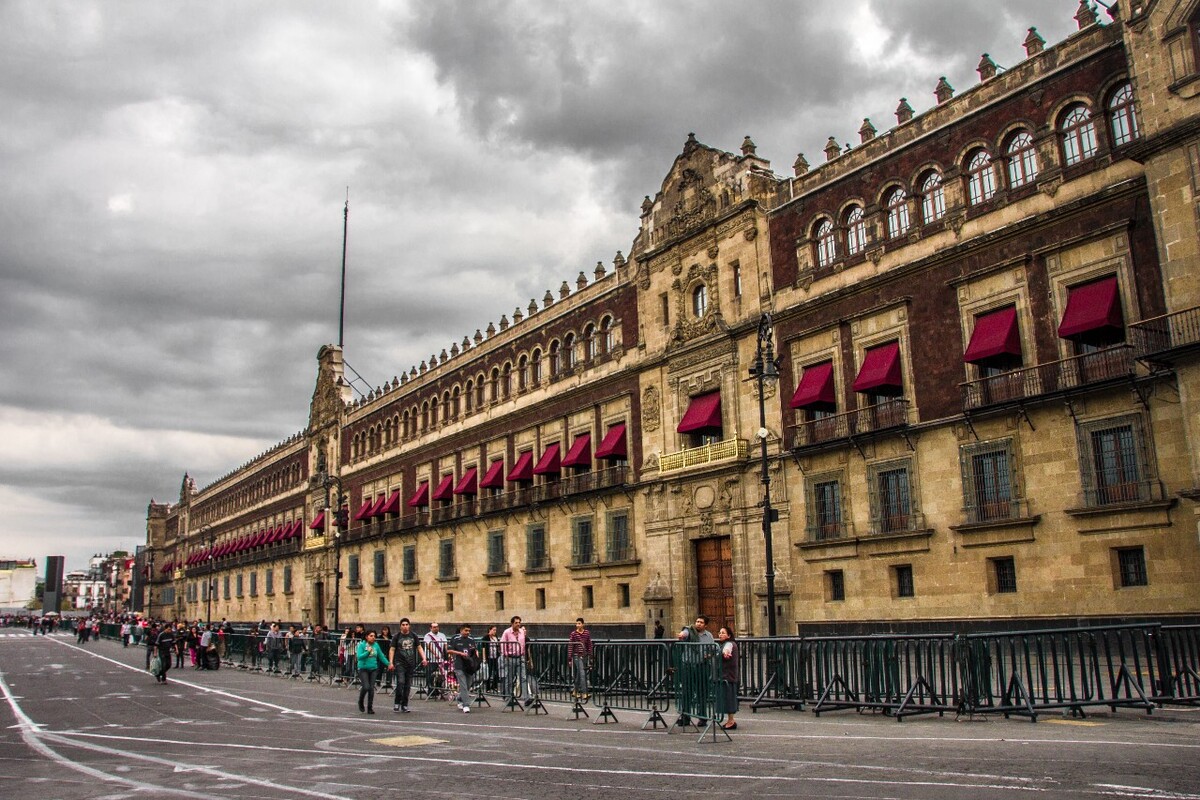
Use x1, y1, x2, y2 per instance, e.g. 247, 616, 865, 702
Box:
653, 620, 664, 639
355, 630, 389, 714
500, 615, 530, 707
174, 627, 187, 669
287, 625, 308, 677
310, 624, 328, 677
120, 621, 131, 647
247, 624, 263, 670
198, 625, 215, 669
481, 625, 500, 692
447, 623, 479, 713
568, 617, 593, 700
717, 626, 738, 730
388, 618, 426, 713
422, 622, 448, 697
378, 625, 392, 691
675, 615, 714, 725
265, 622, 285, 673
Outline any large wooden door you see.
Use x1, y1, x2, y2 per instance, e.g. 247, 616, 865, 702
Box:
695, 536, 733, 633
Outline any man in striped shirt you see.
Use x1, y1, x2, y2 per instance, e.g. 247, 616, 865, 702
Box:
568, 617, 593, 700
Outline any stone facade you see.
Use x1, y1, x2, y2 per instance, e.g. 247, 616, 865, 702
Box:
146, 2, 1200, 636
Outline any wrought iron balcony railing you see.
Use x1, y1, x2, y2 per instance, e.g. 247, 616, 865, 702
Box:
793, 399, 909, 450
961, 345, 1135, 412
1129, 306, 1200, 363
658, 438, 748, 473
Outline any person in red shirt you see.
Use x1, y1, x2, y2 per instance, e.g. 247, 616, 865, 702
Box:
567, 617, 593, 700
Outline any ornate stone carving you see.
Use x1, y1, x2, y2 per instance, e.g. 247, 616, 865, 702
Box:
744, 227, 758, 242
699, 513, 714, 537
707, 244, 719, 259
750, 376, 777, 401
694, 484, 715, 509
642, 386, 661, 431
643, 571, 672, 601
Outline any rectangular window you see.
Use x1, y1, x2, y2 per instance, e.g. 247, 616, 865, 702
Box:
373, 550, 386, 585
265, 569, 274, 596
1078, 415, 1153, 506
223, 575, 231, 600
809, 478, 843, 540
1117, 547, 1148, 587
526, 523, 548, 570
283, 566, 292, 594
618, 582, 631, 607
379, 597, 386, 613
495, 590, 505, 610
661, 293, 670, 326
826, 569, 845, 602
960, 440, 1017, 523
572, 517, 595, 565
992, 557, 1017, 594
408, 595, 416, 612
236, 574, 243, 598
606, 511, 631, 561
403, 546, 417, 582
536, 587, 546, 610
582, 585, 594, 609
488, 530, 507, 574
347, 554, 361, 588
249, 571, 258, 597
439, 539, 456, 579
445, 592, 454, 612
894, 564, 914, 598
732, 262, 742, 297
869, 459, 915, 534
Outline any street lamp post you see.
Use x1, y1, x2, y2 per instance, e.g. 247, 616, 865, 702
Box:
203, 526, 215, 626
750, 313, 781, 637
146, 551, 154, 621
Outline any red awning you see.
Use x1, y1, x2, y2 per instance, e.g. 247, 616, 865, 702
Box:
533, 443, 561, 475
353, 499, 374, 521
380, 490, 401, 515
561, 434, 591, 468
964, 306, 1021, 364
454, 466, 479, 496
432, 474, 455, 502
790, 361, 837, 411
367, 494, 388, 518
285, 520, 301, 539
595, 423, 628, 460
1058, 276, 1123, 341
677, 391, 722, 433
507, 451, 534, 482
407, 481, 430, 508
480, 459, 505, 488
852, 341, 903, 395
309, 511, 326, 530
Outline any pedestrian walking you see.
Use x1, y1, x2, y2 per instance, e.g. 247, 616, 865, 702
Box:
718, 625, 739, 730
388, 618, 426, 713
446, 623, 479, 713
154, 623, 181, 684
355, 631, 389, 714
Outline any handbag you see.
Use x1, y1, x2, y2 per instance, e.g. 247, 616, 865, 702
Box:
149, 655, 163, 676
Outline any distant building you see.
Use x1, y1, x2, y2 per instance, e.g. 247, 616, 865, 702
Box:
0, 559, 37, 609
62, 552, 133, 613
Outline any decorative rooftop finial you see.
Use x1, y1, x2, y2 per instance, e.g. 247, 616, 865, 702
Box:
613, 251, 626, 269
641, 195, 653, 216
559, 281, 570, 300
1075, 0, 1098, 29
439, 349, 447, 363
858, 118, 876, 143
977, 53, 998, 81
793, 152, 809, 176
896, 97, 915, 124
512, 306, 523, 324
543, 290, 554, 309
528, 298, 539, 316
741, 135, 756, 156
577, 271, 588, 290
461, 335, 471, 350
499, 315, 509, 331
486, 322, 496, 337
935, 76, 954, 104
473, 328, 483, 344
1024, 27, 1045, 57
594, 260, 606, 280
824, 136, 841, 161
419, 360, 427, 374
450, 342, 460, 357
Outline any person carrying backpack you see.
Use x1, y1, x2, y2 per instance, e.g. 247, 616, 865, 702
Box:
447, 623, 480, 713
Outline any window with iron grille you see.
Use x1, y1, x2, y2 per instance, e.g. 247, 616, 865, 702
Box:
960, 439, 1018, 523
992, 557, 1017, 593
283, 566, 292, 594
438, 539, 455, 579
265, 569, 274, 595
826, 569, 845, 602
236, 574, 243, 598
1077, 414, 1154, 506
402, 546, 417, 582
162, 587, 175, 605
1117, 547, 1148, 587
807, 476, 843, 540
373, 550, 386, 585
606, 511, 631, 561
249, 571, 258, 597
487, 530, 507, 574
223, 575, 230, 600
572, 517, 595, 565
347, 554, 361, 588
526, 524, 548, 570
894, 564, 914, 598
868, 459, 915, 534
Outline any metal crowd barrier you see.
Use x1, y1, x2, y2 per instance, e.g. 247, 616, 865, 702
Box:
807, 633, 960, 720
736, 637, 806, 711
671, 641, 729, 741
961, 624, 1159, 721
1158, 625, 1200, 705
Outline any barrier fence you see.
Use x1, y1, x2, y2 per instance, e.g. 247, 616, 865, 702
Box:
93, 621, 1200, 724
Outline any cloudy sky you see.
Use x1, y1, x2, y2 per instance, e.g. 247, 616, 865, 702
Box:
0, 0, 1088, 573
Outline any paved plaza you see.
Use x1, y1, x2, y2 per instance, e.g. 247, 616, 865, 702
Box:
1, 633, 1198, 799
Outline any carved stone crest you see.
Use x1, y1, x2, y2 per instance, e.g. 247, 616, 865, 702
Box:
642, 385, 661, 431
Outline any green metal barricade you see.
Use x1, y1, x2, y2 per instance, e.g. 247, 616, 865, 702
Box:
671, 641, 729, 741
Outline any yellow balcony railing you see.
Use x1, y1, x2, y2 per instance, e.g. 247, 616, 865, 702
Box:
658, 438, 748, 474
304, 534, 327, 551
172, 569, 183, 580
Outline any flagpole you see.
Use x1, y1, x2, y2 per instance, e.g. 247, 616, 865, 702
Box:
338, 190, 349, 348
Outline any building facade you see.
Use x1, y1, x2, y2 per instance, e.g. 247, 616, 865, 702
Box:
0, 559, 37, 610
144, 1, 1200, 636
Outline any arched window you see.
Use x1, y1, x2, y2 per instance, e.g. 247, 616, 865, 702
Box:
464, 381, 474, 412
441, 391, 451, 421
549, 341, 561, 376
451, 386, 460, 418
1108, 83, 1139, 147
502, 363, 512, 398
563, 333, 576, 370
1005, 131, 1038, 188
531, 348, 542, 385
1061, 104, 1098, 166
884, 187, 910, 238
845, 205, 866, 256
518, 355, 528, 390
692, 284, 708, 317
421, 400, 430, 431
920, 171, 946, 223
489, 367, 500, 401
401, 411, 409, 438
429, 397, 438, 426
814, 219, 836, 267
600, 317, 614, 353
583, 323, 597, 361
475, 375, 485, 408
966, 150, 996, 206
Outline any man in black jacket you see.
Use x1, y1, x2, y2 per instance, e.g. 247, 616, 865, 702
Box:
154, 623, 181, 684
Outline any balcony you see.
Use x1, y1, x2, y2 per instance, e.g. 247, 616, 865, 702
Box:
304, 534, 326, 551
658, 438, 748, 474
1129, 306, 1200, 365
792, 399, 909, 453
961, 345, 1136, 412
